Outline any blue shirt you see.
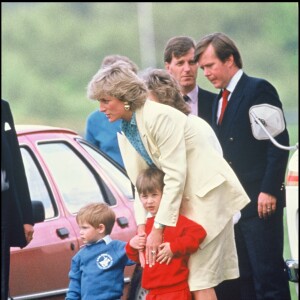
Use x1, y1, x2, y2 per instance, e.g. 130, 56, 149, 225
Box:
85, 110, 124, 167
121, 113, 154, 166
66, 236, 135, 300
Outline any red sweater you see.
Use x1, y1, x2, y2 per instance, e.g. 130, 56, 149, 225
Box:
126, 215, 206, 294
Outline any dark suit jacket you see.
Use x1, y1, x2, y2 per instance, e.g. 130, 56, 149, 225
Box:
197, 86, 217, 124
1, 99, 33, 247
211, 73, 289, 218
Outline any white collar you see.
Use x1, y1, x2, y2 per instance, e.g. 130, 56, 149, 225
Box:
88, 235, 112, 246
146, 212, 155, 218
185, 85, 198, 104
225, 69, 243, 93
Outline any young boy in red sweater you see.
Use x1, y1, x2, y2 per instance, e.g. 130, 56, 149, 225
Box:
126, 168, 207, 300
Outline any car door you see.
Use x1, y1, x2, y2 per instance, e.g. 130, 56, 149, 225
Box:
10, 131, 138, 299
9, 141, 81, 299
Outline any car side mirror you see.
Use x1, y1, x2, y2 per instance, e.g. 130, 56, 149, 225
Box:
32, 200, 45, 224
249, 104, 298, 151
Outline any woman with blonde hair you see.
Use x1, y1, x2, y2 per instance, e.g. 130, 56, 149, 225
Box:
87, 61, 250, 300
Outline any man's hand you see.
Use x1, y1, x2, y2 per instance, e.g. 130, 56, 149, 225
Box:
258, 192, 277, 219
24, 224, 34, 244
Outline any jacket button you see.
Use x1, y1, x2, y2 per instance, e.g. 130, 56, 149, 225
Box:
229, 161, 232, 165
229, 137, 234, 141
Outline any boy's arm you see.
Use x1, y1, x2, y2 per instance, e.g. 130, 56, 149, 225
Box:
170, 218, 207, 255
125, 233, 146, 262
65, 256, 81, 300
125, 242, 141, 263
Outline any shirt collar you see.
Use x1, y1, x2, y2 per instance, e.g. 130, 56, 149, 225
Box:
146, 212, 155, 218
185, 85, 198, 104
102, 235, 112, 244
130, 112, 137, 126
87, 235, 112, 246
121, 112, 136, 133
122, 111, 136, 126
225, 69, 243, 94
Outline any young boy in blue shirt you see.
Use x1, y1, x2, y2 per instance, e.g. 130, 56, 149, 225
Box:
65, 203, 135, 300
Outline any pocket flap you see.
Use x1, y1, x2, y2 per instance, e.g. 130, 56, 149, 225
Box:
196, 173, 226, 197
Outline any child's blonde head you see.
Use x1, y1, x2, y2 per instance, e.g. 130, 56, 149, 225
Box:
76, 203, 116, 234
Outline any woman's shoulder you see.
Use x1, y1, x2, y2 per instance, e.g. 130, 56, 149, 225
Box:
142, 99, 187, 119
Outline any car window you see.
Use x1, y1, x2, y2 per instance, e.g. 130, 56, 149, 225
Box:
37, 142, 116, 214
20, 147, 55, 219
80, 141, 134, 200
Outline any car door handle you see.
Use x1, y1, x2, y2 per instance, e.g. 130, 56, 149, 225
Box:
117, 217, 129, 228
56, 227, 70, 238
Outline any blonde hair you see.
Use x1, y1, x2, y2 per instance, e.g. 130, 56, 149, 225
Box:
87, 61, 148, 111
142, 68, 191, 115
76, 203, 116, 235
136, 168, 165, 195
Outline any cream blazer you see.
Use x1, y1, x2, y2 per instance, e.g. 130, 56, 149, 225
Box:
118, 100, 250, 248
189, 114, 223, 155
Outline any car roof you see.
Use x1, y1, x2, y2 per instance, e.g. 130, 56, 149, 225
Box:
16, 125, 78, 136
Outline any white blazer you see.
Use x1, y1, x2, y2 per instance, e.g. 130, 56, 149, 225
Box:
118, 100, 249, 247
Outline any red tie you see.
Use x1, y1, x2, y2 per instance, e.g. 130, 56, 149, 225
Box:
218, 89, 230, 125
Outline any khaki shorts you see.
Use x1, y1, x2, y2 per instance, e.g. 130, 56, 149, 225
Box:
188, 219, 239, 291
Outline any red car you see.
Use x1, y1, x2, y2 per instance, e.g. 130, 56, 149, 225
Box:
9, 125, 147, 300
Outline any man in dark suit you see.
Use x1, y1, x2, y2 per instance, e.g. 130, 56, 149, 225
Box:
164, 36, 216, 124
195, 32, 291, 300
1, 99, 34, 300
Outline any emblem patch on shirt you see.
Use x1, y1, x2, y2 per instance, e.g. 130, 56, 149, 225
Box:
96, 253, 113, 269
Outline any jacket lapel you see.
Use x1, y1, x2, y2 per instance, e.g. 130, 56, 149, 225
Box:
117, 132, 148, 185
217, 73, 248, 132
212, 91, 222, 133
135, 101, 160, 166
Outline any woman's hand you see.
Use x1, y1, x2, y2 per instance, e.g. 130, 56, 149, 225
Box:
136, 225, 147, 267
156, 242, 173, 265
137, 224, 146, 235
145, 228, 163, 267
